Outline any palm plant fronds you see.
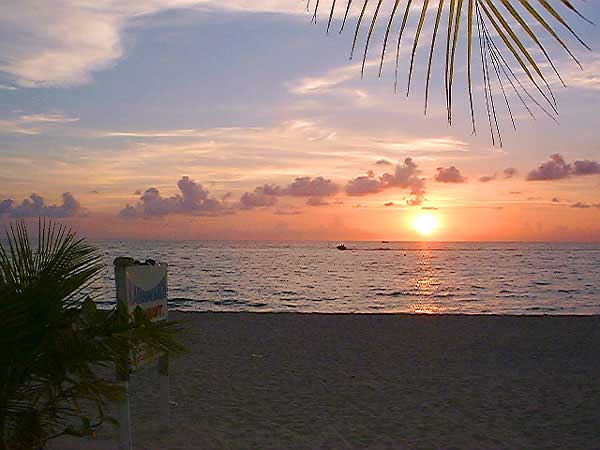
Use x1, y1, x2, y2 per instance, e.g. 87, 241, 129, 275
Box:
309, 0, 592, 145
0, 219, 185, 449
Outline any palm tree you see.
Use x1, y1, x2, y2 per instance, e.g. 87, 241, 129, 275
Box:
309, 0, 592, 144
0, 220, 184, 450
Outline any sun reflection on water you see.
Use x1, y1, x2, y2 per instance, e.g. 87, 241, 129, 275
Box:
409, 248, 444, 314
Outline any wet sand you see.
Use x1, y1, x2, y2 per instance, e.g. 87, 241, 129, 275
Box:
52, 312, 600, 449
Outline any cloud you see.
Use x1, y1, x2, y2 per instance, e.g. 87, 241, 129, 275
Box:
117, 204, 136, 218
381, 158, 426, 205
18, 113, 79, 123
119, 176, 227, 218
273, 206, 302, 216
551, 197, 561, 203
479, 174, 496, 183
345, 158, 425, 205
571, 202, 590, 209
434, 166, 467, 183
289, 61, 377, 96
0, 192, 84, 218
384, 201, 394, 207
478, 167, 516, 183
0, 111, 79, 135
306, 197, 330, 206
572, 160, 600, 176
346, 173, 383, 196
570, 202, 600, 209
527, 154, 600, 181
376, 159, 393, 166
239, 176, 338, 210
285, 176, 338, 197
0, 1, 303, 88
563, 54, 600, 91
239, 186, 279, 210
526, 154, 571, 180
121, 175, 338, 215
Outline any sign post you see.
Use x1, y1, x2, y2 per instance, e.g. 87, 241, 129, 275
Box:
114, 257, 170, 450
158, 353, 170, 428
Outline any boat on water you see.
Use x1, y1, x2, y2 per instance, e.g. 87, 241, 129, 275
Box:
336, 244, 347, 251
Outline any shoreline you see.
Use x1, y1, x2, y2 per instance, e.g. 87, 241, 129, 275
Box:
52, 312, 600, 449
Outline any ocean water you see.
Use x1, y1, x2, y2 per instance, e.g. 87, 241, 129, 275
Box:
90, 241, 600, 315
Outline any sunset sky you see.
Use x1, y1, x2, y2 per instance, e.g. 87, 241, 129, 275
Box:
0, 1, 599, 241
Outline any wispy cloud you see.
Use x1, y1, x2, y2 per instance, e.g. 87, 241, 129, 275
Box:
374, 137, 469, 154
0, 116, 484, 209
19, 113, 79, 123
289, 61, 378, 95
0, 1, 305, 88
570, 202, 600, 209
563, 54, 600, 91
0, 112, 79, 135
0, 120, 40, 135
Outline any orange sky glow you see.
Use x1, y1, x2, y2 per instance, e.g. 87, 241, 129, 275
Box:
0, 1, 599, 241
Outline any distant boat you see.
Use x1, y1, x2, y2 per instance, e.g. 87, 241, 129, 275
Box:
336, 244, 347, 251
381, 240, 389, 243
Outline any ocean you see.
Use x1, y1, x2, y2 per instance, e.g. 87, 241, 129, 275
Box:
91, 241, 600, 315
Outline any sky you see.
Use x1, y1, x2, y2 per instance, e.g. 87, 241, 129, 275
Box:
0, 0, 599, 241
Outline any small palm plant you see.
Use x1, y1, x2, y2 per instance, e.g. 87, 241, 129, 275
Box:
0, 220, 184, 450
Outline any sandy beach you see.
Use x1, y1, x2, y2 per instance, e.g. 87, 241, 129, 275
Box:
52, 312, 600, 450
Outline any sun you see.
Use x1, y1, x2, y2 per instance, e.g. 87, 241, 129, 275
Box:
413, 213, 439, 236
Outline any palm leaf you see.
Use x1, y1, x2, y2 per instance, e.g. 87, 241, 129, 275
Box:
313, 0, 591, 145
407, 0, 431, 96
467, 0, 476, 133
0, 219, 185, 448
362, 0, 384, 77
394, 0, 415, 92
424, 0, 446, 114
518, 0, 583, 68
378, 0, 401, 76
448, 0, 464, 125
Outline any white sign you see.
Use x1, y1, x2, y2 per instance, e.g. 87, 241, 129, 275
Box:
115, 261, 168, 322
114, 259, 171, 450
114, 260, 169, 368
124, 264, 168, 322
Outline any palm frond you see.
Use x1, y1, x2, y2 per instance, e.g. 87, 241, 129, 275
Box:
310, 0, 591, 145
0, 219, 185, 449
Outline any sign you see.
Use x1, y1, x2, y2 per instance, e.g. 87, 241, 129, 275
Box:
124, 264, 168, 322
114, 258, 169, 368
114, 258, 168, 322
113, 257, 171, 450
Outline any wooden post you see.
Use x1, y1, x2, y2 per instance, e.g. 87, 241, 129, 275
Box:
159, 354, 170, 430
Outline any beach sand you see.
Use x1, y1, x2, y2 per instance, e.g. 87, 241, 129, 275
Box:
51, 312, 600, 449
